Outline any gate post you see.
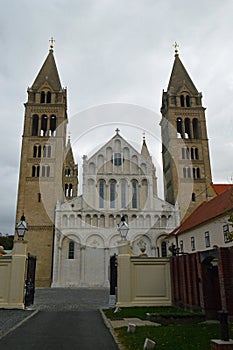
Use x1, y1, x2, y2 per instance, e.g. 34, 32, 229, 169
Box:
8, 239, 28, 309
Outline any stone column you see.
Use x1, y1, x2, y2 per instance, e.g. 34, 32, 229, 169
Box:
80, 245, 86, 286
116, 241, 131, 307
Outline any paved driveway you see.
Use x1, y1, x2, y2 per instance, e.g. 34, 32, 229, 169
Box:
0, 288, 119, 350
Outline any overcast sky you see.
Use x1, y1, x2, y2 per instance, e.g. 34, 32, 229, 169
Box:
0, 0, 232, 234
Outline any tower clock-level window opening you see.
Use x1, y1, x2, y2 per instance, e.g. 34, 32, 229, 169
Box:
205, 231, 210, 248
32, 114, 39, 136
132, 180, 138, 208
110, 181, 116, 208
68, 241, 75, 259
99, 180, 105, 208
191, 236, 195, 251
65, 168, 71, 177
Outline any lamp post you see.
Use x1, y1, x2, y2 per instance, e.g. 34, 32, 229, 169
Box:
117, 215, 129, 241
16, 215, 28, 240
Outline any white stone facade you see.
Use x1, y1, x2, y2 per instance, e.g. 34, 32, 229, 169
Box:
52, 132, 180, 287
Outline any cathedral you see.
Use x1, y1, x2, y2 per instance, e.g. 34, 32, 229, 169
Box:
16, 43, 213, 287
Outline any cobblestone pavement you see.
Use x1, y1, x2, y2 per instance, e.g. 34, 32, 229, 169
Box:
33, 287, 110, 311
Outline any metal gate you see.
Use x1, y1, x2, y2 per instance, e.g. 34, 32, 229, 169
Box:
24, 253, 36, 307
110, 254, 117, 295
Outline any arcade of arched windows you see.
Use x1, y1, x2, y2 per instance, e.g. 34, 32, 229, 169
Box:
61, 212, 173, 229
31, 114, 57, 137
96, 177, 149, 210
33, 144, 52, 158
176, 117, 201, 139
183, 167, 201, 179
64, 184, 73, 197
181, 147, 199, 160
179, 94, 191, 108
90, 149, 149, 175
40, 91, 52, 104
32, 164, 50, 177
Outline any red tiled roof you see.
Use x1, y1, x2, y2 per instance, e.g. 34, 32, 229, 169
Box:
212, 184, 233, 195
171, 187, 233, 235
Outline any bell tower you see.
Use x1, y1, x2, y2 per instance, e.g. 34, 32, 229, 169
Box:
160, 45, 213, 221
16, 40, 71, 286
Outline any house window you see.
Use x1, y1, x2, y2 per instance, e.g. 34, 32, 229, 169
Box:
191, 236, 195, 251
223, 224, 232, 243
205, 231, 210, 248
68, 241, 75, 259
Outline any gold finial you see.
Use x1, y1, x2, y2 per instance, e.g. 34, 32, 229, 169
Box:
173, 41, 179, 56
49, 37, 55, 50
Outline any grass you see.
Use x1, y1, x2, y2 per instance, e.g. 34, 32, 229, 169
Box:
103, 307, 233, 349
115, 323, 233, 350
103, 306, 204, 320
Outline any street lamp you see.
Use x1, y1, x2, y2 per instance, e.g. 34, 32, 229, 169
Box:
117, 215, 129, 241
16, 215, 28, 240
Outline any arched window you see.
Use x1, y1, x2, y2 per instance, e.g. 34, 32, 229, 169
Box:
180, 95, 185, 107
50, 115, 56, 136
65, 168, 71, 177
40, 91, 45, 103
132, 180, 138, 208
69, 184, 73, 197
110, 180, 116, 208
42, 165, 50, 177
33, 145, 41, 158
186, 95, 191, 107
32, 165, 40, 177
191, 147, 199, 160
121, 180, 127, 208
195, 147, 199, 160
192, 193, 196, 201
68, 241, 75, 259
192, 118, 200, 139
32, 115, 39, 136
99, 180, 105, 208
41, 115, 48, 136
46, 91, 51, 103
65, 184, 69, 197
42, 145, 51, 158
176, 118, 183, 138
184, 118, 191, 138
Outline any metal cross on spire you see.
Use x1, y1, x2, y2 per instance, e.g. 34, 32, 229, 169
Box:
115, 128, 120, 134
173, 41, 179, 56
49, 37, 55, 50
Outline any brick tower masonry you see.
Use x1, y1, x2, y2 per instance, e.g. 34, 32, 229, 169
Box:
160, 48, 214, 221
16, 46, 77, 286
